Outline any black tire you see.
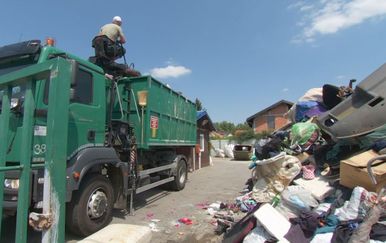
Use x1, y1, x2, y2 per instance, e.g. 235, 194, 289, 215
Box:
66, 175, 114, 237
171, 159, 188, 191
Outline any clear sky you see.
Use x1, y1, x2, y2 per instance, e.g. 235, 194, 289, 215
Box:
2, 0, 386, 124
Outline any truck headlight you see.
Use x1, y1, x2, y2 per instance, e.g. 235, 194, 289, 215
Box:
4, 179, 19, 189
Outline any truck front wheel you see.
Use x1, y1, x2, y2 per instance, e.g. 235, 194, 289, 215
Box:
66, 175, 114, 236
171, 159, 188, 191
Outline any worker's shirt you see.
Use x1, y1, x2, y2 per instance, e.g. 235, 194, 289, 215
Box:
99, 23, 125, 43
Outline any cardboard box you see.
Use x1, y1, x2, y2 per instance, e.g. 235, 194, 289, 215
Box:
340, 150, 386, 192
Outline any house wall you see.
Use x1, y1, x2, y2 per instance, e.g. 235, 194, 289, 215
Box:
253, 103, 291, 133
195, 128, 210, 169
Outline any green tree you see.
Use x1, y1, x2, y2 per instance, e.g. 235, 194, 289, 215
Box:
235, 122, 251, 130
234, 129, 255, 144
195, 98, 202, 111
214, 121, 236, 134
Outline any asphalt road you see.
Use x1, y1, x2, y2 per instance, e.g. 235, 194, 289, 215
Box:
117, 157, 252, 243
1, 157, 251, 243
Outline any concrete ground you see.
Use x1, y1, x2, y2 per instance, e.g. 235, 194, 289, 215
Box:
121, 157, 252, 243
1, 157, 252, 243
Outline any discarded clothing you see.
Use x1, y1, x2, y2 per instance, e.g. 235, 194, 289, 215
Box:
331, 220, 360, 243
316, 214, 340, 234
370, 223, 386, 241
295, 101, 327, 122
371, 139, 386, 153
286, 87, 324, 123
288, 210, 319, 240
284, 224, 309, 243
313, 142, 361, 170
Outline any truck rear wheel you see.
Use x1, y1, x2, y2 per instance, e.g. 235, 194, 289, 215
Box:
171, 159, 188, 191
66, 175, 114, 236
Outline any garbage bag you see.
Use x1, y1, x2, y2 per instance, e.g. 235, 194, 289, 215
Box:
215, 149, 225, 158
281, 185, 319, 214
290, 122, 320, 151
251, 152, 286, 182
224, 144, 235, 158
334, 186, 379, 221
251, 155, 301, 203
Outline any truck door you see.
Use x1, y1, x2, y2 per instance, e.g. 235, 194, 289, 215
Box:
66, 65, 105, 156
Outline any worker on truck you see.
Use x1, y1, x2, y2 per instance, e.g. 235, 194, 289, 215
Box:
91, 16, 139, 77
101, 16, 126, 44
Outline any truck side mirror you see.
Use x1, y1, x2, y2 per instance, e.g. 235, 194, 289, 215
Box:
69, 60, 79, 101
70, 60, 78, 86
69, 88, 76, 101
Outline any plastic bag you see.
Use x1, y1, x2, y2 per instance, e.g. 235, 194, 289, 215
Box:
215, 149, 225, 158
224, 144, 234, 158
281, 185, 319, 214
334, 186, 381, 221
243, 226, 271, 243
251, 152, 286, 181
290, 122, 320, 150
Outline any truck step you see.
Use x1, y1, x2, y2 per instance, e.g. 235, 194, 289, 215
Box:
135, 177, 174, 194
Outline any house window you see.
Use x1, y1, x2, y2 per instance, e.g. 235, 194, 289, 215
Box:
200, 134, 205, 152
267, 116, 275, 130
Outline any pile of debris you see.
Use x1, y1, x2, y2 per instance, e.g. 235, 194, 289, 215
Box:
212, 63, 386, 242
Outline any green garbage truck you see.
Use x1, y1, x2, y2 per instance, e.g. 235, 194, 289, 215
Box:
0, 40, 197, 237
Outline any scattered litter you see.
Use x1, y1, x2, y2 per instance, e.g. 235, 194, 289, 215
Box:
208, 202, 221, 210
196, 202, 210, 209
214, 212, 234, 222
210, 219, 218, 226
148, 222, 160, 232
171, 220, 180, 227
178, 217, 193, 225
146, 212, 154, 220
207, 208, 215, 216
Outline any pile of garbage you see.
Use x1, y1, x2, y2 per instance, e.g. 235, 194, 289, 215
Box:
214, 144, 235, 159
212, 64, 386, 243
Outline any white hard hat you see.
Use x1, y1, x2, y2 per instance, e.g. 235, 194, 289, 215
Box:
113, 16, 122, 22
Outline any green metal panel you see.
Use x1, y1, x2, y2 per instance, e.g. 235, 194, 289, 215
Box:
15, 81, 35, 242
0, 87, 11, 234
0, 58, 72, 243
125, 76, 196, 149
41, 58, 71, 243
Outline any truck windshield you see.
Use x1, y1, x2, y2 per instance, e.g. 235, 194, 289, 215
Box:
0, 40, 41, 76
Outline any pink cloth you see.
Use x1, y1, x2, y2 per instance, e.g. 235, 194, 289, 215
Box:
302, 165, 315, 180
